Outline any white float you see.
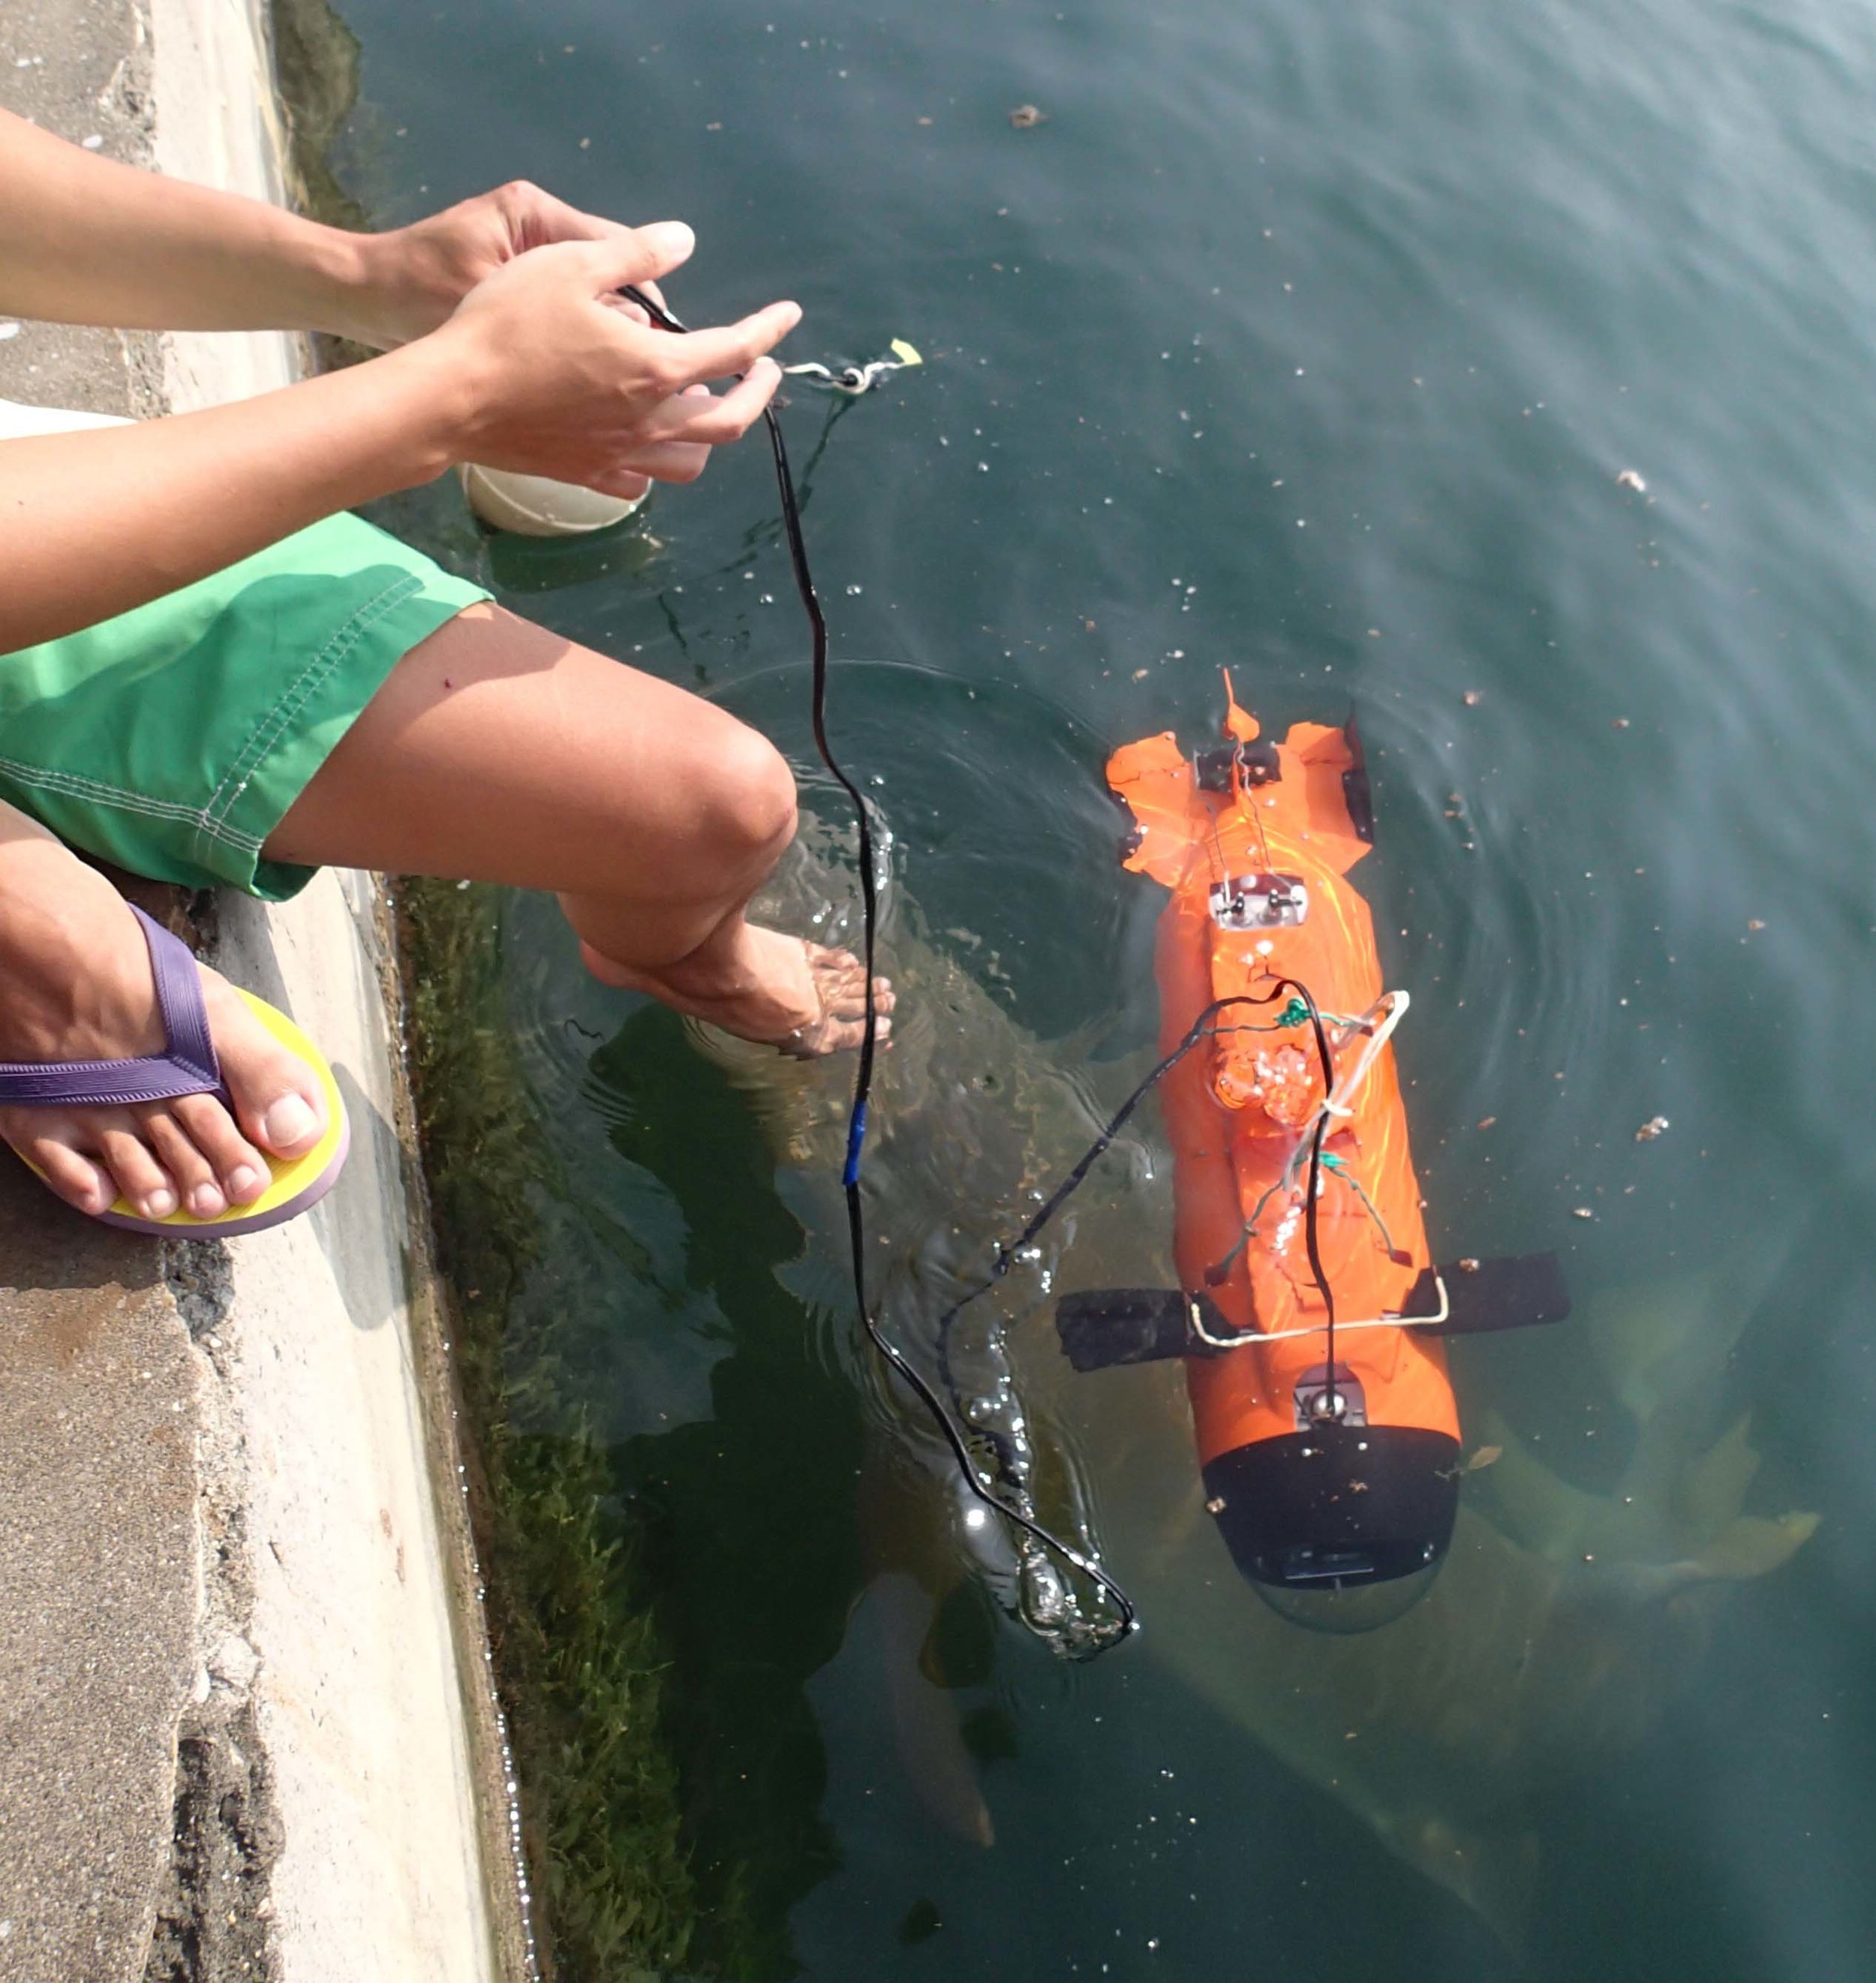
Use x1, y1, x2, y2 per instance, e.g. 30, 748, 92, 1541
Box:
458, 462, 648, 537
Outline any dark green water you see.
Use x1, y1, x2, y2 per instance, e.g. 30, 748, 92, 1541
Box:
338, 0, 1876, 1975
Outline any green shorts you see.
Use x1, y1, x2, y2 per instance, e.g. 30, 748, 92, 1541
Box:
0, 512, 490, 901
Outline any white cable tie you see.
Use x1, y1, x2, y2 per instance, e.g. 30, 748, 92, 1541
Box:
781, 356, 912, 394
1188, 1272, 1451, 1350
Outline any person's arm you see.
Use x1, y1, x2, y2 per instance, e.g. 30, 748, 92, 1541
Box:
0, 107, 653, 348
0, 229, 798, 652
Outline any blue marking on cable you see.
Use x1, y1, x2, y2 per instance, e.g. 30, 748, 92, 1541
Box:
843, 1100, 869, 1190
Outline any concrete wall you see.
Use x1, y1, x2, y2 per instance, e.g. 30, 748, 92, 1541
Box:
0, 6, 525, 1978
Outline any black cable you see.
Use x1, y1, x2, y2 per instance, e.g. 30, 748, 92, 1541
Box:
621, 285, 1138, 1638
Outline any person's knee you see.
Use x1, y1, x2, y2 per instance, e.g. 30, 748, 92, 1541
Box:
697, 721, 797, 872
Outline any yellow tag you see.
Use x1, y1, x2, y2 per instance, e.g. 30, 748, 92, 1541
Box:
889, 339, 924, 367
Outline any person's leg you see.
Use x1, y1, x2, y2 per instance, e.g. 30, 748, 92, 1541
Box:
0, 579, 883, 1225
266, 601, 891, 1051
0, 507, 495, 1225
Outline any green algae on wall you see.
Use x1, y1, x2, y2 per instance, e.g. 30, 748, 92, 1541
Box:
397, 876, 707, 1978
398, 877, 855, 1981
271, 0, 367, 231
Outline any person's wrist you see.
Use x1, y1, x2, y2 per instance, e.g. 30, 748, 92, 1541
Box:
313, 227, 426, 347
338, 224, 483, 349
279, 218, 385, 341
374, 320, 501, 478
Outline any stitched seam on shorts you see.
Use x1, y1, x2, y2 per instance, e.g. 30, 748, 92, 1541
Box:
192, 575, 423, 862
0, 755, 265, 849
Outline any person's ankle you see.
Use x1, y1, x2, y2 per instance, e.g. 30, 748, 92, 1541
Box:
0, 861, 161, 1060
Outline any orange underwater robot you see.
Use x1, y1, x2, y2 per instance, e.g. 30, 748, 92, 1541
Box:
1056, 681, 1570, 1627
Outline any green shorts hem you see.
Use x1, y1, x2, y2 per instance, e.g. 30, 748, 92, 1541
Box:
0, 512, 491, 901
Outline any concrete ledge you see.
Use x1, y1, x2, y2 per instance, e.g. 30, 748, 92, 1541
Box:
0, 4, 522, 1977
189, 878, 507, 1982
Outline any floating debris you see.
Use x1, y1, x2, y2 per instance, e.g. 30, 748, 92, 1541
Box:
1634, 1115, 1670, 1142
1009, 103, 1048, 128
1616, 468, 1647, 492
1476, 1116, 1496, 1131
1457, 1256, 1481, 1273
1463, 689, 1483, 706
1612, 717, 1631, 729
1466, 1444, 1503, 1474
1747, 919, 1766, 932
1571, 1206, 1595, 1220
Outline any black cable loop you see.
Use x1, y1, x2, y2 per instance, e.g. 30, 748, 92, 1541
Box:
621, 286, 1139, 1638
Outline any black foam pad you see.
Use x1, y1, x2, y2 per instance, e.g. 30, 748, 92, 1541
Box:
1405, 1252, 1571, 1336
1055, 1288, 1237, 1371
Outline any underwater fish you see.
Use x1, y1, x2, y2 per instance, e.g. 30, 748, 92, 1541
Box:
853, 1433, 1004, 1848
694, 836, 1816, 1944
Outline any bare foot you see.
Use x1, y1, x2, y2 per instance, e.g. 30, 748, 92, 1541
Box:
581, 921, 894, 1056
0, 811, 329, 1223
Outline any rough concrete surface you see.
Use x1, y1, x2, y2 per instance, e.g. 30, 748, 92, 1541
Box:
0, 5, 519, 1978
0, 1187, 200, 1981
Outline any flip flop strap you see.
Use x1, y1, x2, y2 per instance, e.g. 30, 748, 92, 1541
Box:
0, 904, 222, 1108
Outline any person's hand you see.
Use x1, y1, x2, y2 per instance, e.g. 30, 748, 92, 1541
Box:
412, 219, 798, 495
341, 179, 666, 349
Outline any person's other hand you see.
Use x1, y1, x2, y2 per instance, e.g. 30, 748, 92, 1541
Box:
416, 220, 797, 495
343, 179, 674, 349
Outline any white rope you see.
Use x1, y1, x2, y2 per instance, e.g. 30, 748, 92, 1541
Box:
1321, 988, 1409, 1118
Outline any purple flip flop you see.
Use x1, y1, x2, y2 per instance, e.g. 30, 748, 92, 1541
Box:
0, 904, 350, 1236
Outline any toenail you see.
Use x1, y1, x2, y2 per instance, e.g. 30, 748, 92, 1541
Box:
189, 1184, 226, 1218
263, 1094, 317, 1148
228, 1165, 263, 1203
145, 1188, 178, 1219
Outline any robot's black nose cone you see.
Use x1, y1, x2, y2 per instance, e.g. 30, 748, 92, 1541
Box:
1202, 1425, 1461, 1629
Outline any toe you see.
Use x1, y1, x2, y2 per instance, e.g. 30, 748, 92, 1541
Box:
20, 1128, 113, 1217
200, 973, 327, 1158
777, 944, 894, 1055
170, 1091, 271, 1205
780, 1003, 892, 1059
140, 1108, 228, 1220
256, 1088, 322, 1157
98, 1124, 179, 1222
825, 976, 893, 1025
